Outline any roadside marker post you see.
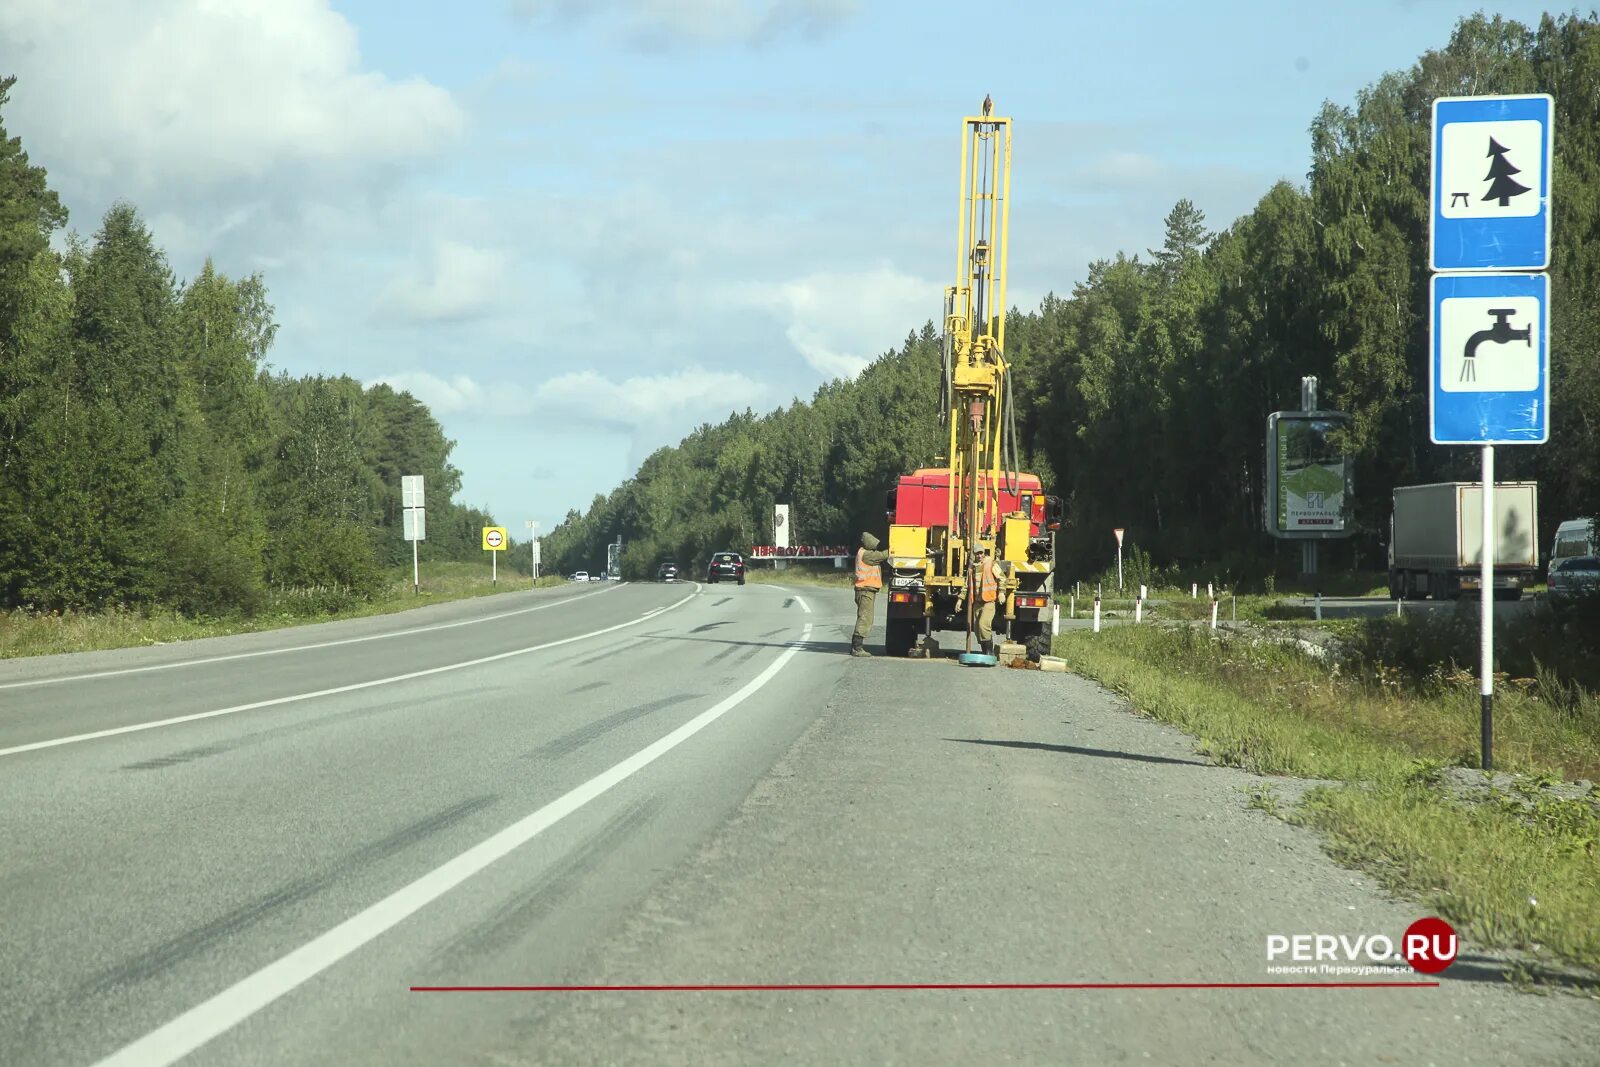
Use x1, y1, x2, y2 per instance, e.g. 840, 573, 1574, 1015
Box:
1135, 594, 1142, 623
1052, 602, 1060, 635
1430, 93, 1554, 772
1114, 528, 1125, 591
1191, 583, 1197, 599
482, 527, 507, 586
1210, 599, 1218, 630
401, 475, 425, 595
1092, 595, 1101, 634
1315, 592, 1322, 622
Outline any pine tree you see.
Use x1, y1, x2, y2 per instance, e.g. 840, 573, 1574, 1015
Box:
1482, 136, 1530, 206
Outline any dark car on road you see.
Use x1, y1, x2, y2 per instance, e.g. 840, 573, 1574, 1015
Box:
707, 551, 745, 585
1549, 555, 1600, 603
657, 562, 679, 581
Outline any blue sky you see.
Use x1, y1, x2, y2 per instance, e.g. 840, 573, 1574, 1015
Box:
0, 0, 1562, 535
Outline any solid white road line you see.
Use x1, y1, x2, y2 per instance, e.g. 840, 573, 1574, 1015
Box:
793, 595, 812, 614
0, 590, 699, 759
91, 623, 814, 1067
0, 584, 625, 692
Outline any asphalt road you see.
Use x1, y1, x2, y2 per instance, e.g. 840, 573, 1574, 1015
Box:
3, 580, 1596, 1066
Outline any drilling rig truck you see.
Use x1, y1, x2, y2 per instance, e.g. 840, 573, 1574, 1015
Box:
882, 102, 1062, 660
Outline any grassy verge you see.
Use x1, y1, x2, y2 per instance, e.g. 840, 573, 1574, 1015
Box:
0, 562, 567, 660
1056, 623, 1600, 972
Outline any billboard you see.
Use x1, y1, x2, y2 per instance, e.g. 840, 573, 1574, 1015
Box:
1266, 412, 1354, 539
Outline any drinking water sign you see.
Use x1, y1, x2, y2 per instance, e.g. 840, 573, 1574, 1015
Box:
1430, 94, 1552, 272
1429, 271, 1549, 445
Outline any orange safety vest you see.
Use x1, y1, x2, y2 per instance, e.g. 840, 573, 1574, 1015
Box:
977, 559, 998, 603
854, 547, 882, 590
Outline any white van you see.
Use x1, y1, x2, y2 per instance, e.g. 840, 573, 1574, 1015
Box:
1549, 518, 1597, 580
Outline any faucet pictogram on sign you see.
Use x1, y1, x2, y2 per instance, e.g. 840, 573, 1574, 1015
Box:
1460, 308, 1532, 383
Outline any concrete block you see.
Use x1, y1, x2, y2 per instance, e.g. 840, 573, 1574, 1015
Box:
999, 642, 1026, 657
1039, 655, 1068, 672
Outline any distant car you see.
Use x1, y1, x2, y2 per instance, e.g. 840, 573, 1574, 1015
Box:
707, 551, 745, 585
571, 571, 589, 582
657, 562, 679, 581
1548, 555, 1600, 603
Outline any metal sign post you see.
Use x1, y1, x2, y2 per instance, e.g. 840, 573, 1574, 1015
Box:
482, 527, 507, 587
525, 520, 539, 585
1429, 93, 1554, 773
401, 475, 425, 595
1113, 528, 1125, 591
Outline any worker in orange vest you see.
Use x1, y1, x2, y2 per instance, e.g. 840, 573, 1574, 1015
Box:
971, 547, 1003, 654
851, 531, 890, 657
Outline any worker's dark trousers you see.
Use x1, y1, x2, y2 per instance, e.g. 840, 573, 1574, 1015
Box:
976, 601, 996, 644
853, 588, 877, 641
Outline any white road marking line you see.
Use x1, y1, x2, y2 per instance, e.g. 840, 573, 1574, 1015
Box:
0, 591, 699, 759
0, 584, 626, 692
91, 622, 813, 1067
793, 596, 812, 614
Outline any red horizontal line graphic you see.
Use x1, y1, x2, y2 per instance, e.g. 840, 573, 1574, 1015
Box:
411, 982, 1439, 992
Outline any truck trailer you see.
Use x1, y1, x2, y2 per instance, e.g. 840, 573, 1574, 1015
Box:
1387, 482, 1539, 600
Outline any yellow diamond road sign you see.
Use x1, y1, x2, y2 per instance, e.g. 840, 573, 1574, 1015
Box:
482, 526, 507, 551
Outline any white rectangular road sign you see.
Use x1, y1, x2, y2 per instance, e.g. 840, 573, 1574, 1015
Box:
403, 508, 426, 542
1430, 272, 1549, 444
401, 475, 425, 509
1431, 94, 1552, 271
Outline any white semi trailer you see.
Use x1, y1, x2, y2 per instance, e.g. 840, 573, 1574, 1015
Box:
1387, 482, 1539, 601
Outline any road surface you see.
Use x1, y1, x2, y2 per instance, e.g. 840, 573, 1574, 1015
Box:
2, 580, 1595, 1065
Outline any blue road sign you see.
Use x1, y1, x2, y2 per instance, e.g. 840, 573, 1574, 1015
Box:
1431, 95, 1552, 272
1430, 272, 1548, 445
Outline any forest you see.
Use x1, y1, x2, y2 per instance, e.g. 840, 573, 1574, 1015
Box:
544, 13, 1600, 585
0, 77, 497, 616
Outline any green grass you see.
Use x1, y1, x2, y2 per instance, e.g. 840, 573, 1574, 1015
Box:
0, 562, 567, 660
1300, 781, 1600, 975
1055, 623, 1600, 972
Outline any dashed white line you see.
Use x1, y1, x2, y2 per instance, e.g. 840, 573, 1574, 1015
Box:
91, 622, 813, 1067
0, 590, 698, 759
793, 595, 812, 614
0, 584, 624, 692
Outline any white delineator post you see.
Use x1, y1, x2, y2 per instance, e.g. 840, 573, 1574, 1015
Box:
1210, 598, 1218, 630
1191, 583, 1197, 599
1481, 448, 1495, 771
1092, 595, 1101, 633
1052, 602, 1060, 635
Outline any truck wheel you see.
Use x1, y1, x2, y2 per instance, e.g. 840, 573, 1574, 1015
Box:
1023, 630, 1052, 663
885, 618, 919, 658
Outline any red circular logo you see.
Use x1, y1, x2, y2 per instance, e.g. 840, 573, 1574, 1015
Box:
1403, 917, 1458, 974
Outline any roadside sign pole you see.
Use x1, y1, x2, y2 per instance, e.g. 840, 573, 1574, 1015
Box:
1428, 94, 1554, 772
492, 548, 497, 587
413, 539, 419, 596
1481, 447, 1494, 771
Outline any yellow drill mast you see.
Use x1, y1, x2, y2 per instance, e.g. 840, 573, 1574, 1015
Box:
940, 105, 1013, 602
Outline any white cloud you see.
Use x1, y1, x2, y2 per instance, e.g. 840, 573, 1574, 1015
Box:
369, 372, 486, 415
728, 264, 934, 379
376, 241, 512, 323
369, 368, 768, 430
0, 0, 462, 225
507, 0, 858, 48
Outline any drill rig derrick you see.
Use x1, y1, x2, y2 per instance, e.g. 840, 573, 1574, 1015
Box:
882, 101, 1059, 661
940, 108, 1012, 607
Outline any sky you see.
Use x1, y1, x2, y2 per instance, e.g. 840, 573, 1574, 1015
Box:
0, 0, 1565, 535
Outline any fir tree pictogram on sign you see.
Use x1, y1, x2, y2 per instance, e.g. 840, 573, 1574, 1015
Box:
1482, 136, 1530, 207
